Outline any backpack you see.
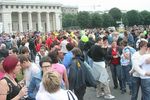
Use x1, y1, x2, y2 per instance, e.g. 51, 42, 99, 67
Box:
67, 90, 76, 100
68, 59, 86, 90
29, 37, 35, 51
68, 58, 96, 90
78, 40, 86, 51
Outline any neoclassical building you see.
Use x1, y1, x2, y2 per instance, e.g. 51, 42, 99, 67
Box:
0, 0, 63, 33
62, 6, 78, 14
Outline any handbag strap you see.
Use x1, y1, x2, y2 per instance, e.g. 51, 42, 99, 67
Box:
67, 90, 75, 100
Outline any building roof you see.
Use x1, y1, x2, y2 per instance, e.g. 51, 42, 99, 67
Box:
62, 5, 78, 9
0, 0, 62, 6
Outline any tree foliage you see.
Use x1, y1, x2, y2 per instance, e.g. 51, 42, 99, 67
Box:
109, 7, 122, 26
126, 10, 141, 26
62, 8, 150, 29
122, 13, 129, 26
62, 13, 78, 28
91, 13, 103, 28
77, 11, 91, 29
102, 13, 114, 27
140, 10, 150, 25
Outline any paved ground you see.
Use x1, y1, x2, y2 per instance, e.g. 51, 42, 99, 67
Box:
84, 67, 141, 100
84, 87, 141, 100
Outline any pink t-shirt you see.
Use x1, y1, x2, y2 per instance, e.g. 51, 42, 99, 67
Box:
51, 63, 66, 78
0, 72, 5, 80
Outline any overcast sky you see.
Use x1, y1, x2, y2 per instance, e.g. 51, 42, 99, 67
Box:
11, 0, 150, 11
59, 0, 150, 11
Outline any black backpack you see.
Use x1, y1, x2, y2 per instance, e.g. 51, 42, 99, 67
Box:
29, 37, 35, 51
68, 58, 96, 90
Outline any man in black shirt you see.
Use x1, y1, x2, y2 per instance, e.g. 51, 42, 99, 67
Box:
89, 37, 115, 99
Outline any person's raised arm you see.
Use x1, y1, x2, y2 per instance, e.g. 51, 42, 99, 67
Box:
130, 54, 146, 76
0, 80, 8, 100
12, 86, 27, 100
0, 79, 28, 100
63, 68, 69, 89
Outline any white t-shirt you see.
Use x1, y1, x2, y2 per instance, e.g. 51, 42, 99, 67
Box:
60, 40, 69, 54
36, 83, 78, 100
25, 42, 30, 52
25, 63, 40, 87
139, 54, 150, 79
131, 51, 145, 77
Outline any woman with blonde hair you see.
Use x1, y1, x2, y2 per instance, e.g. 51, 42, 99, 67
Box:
28, 56, 52, 99
36, 71, 78, 100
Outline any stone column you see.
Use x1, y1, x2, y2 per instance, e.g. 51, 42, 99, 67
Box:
46, 12, 50, 32
37, 12, 42, 32
28, 12, 33, 31
55, 12, 61, 31
2, 12, 12, 33
59, 14, 62, 30
18, 12, 23, 32
52, 13, 56, 31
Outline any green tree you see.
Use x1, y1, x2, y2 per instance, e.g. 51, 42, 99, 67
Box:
109, 7, 122, 26
140, 10, 150, 25
62, 13, 78, 28
77, 11, 91, 29
122, 13, 129, 26
91, 13, 103, 28
126, 10, 141, 26
102, 13, 114, 27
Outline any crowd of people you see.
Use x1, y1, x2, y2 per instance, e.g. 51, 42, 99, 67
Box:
0, 25, 150, 100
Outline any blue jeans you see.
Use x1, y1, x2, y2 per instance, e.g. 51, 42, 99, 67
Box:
122, 65, 132, 91
141, 78, 150, 100
87, 56, 93, 68
110, 64, 123, 89
131, 77, 141, 100
83, 51, 88, 63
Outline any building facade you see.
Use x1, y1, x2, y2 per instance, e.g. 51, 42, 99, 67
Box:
62, 6, 78, 14
0, 0, 63, 33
